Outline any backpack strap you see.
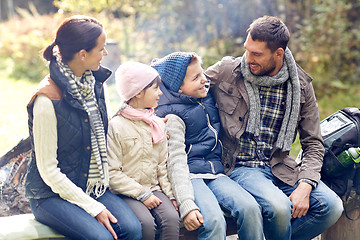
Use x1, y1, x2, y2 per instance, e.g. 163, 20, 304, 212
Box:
344, 164, 360, 221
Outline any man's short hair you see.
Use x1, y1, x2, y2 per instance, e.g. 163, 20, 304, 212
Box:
247, 15, 290, 52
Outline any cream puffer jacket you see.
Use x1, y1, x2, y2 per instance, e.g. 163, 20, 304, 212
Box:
107, 112, 173, 200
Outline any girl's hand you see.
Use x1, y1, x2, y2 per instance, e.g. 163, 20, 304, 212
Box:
95, 208, 118, 239
143, 195, 162, 209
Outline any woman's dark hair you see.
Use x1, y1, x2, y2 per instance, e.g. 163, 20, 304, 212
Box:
43, 15, 104, 63
247, 15, 290, 52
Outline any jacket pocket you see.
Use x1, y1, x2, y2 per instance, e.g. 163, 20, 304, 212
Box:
215, 81, 247, 138
216, 81, 241, 115
120, 137, 138, 155
272, 156, 299, 186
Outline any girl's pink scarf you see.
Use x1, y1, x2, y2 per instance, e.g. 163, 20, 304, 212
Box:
120, 106, 164, 144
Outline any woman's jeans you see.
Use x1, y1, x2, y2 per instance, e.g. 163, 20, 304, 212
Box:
192, 176, 263, 240
29, 189, 142, 240
229, 166, 343, 240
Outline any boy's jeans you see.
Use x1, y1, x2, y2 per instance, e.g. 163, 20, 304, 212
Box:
30, 189, 142, 240
192, 176, 263, 240
229, 166, 343, 240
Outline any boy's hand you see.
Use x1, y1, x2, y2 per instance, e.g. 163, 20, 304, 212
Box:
162, 116, 168, 123
183, 209, 203, 231
143, 195, 162, 209
171, 199, 178, 211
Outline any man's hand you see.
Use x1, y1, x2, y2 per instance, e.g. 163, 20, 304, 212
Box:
183, 209, 204, 231
143, 195, 162, 210
95, 208, 118, 239
289, 182, 312, 218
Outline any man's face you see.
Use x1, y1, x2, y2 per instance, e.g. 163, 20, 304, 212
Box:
244, 34, 279, 77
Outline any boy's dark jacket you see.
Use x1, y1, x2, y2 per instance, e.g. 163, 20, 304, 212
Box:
26, 57, 111, 199
156, 82, 224, 175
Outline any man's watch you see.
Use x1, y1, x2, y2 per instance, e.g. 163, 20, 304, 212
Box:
298, 178, 317, 189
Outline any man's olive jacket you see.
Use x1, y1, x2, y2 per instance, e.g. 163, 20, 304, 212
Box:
205, 56, 324, 186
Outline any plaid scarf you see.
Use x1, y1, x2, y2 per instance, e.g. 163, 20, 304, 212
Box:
240, 47, 300, 151
56, 55, 109, 198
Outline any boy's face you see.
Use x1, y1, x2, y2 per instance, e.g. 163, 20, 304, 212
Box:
179, 61, 207, 99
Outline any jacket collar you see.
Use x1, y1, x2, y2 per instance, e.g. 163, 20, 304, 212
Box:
49, 56, 111, 94
48, 56, 112, 108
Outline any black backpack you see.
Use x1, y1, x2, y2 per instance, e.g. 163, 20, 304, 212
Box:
319, 107, 360, 220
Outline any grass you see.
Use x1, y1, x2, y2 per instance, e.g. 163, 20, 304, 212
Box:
0, 76, 37, 156
1, 74, 360, 158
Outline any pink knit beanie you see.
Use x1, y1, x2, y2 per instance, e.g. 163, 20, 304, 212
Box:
115, 61, 160, 101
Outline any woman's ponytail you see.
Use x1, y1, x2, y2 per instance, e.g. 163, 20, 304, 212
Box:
42, 42, 56, 61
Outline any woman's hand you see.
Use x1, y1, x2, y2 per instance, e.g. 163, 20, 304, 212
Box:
95, 208, 118, 239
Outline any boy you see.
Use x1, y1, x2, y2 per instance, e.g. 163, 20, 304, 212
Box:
152, 52, 263, 240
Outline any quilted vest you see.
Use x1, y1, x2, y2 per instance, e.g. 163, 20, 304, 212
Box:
25, 58, 111, 199
156, 83, 224, 175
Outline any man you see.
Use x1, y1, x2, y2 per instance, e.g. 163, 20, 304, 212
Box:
205, 15, 343, 240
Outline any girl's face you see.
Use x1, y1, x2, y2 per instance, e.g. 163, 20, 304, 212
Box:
179, 61, 207, 99
136, 82, 163, 109
84, 31, 108, 72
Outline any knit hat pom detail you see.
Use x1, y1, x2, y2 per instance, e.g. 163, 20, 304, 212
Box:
151, 52, 192, 92
115, 61, 160, 101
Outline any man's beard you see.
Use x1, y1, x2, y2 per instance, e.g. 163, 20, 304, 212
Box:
249, 57, 276, 76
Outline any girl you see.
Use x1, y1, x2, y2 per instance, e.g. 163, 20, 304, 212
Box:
107, 61, 180, 240
26, 15, 141, 240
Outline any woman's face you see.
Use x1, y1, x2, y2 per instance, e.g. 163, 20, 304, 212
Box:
84, 31, 108, 71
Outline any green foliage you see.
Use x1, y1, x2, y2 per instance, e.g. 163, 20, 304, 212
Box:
294, 0, 360, 95
2, 0, 360, 90
53, 0, 267, 65
0, 74, 37, 155
53, 0, 161, 16
0, 13, 64, 82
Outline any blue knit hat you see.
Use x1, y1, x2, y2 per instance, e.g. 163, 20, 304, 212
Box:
151, 52, 192, 92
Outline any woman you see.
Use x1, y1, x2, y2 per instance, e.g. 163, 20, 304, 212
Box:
25, 15, 142, 240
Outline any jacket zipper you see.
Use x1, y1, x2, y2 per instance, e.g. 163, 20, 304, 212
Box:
198, 102, 218, 151
186, 144, 192, 155
208, 160, 216, 174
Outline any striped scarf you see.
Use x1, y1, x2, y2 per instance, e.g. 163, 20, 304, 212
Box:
240, 47, 300, 152
56, 55, 109, 198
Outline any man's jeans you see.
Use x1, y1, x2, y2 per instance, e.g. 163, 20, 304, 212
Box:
229, 166, 343, 240
30, 189, 142, 240
192, 176, 263, 240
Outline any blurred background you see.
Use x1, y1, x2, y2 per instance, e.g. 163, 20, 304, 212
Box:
1, 0, 360, 156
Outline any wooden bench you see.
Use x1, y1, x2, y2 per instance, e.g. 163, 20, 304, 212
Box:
321, 190, 360, 240
0, 214, 66, 240
0, 213, 237, 240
